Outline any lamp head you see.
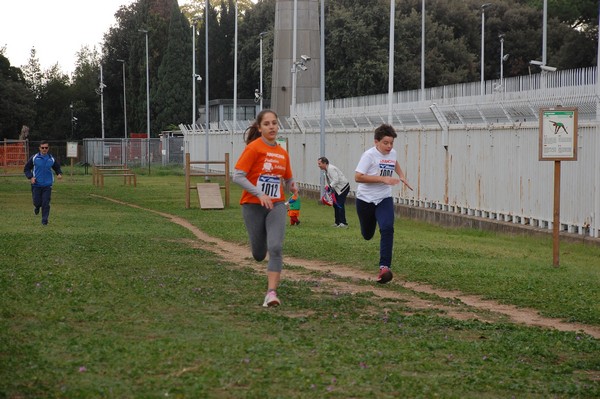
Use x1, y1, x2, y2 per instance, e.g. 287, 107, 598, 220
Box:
540, 65, 557, 72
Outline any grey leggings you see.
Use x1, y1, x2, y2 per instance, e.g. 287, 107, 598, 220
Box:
242, 202, 287, 272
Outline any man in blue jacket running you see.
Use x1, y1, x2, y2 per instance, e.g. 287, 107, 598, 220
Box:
24, 141, 63, 225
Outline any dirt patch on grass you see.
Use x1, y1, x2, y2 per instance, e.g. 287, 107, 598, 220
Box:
94, 195, 600, 339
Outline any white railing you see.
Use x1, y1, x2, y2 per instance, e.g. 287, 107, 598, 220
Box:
182, 66, 600, 238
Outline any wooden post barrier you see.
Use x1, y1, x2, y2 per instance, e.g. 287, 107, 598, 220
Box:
92, 164, 137, 188
185, 152, 230, 209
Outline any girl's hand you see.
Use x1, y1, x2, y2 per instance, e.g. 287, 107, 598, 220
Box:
259, 194, 274, 209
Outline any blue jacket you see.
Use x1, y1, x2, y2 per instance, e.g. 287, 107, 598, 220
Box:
24, 153, 63, 187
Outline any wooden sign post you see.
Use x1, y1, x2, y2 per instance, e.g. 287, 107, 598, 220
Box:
66, 142, 78, 177
538, 107, 578, 267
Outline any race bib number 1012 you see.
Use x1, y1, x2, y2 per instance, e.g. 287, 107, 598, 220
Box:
258, 175, 281, 198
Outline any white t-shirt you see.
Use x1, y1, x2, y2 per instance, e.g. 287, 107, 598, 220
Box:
355, 146, 397, 204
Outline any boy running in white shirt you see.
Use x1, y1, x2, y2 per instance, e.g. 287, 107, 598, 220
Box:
354, 124, 413, 284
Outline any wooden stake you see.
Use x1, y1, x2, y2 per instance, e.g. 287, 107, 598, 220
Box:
552, 160, 561, 267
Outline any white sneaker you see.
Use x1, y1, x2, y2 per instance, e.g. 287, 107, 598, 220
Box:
262, 291, 281, 307
337, 223, 348, 228
331, 223, 339, 227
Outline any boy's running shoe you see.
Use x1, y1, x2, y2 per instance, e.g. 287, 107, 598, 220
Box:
377, 266, 393, 284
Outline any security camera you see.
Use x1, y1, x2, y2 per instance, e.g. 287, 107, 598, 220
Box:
99, 83, 107, 89
297, 63, 308, 71
529, 60, 544, 66
540, 65, 557, 72
254, 89, 261, 99
195, 74, 202, 81
300, 55, 311, 62
502, 54, 510, 62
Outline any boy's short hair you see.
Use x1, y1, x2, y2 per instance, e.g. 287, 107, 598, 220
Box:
374, 124, 397, 141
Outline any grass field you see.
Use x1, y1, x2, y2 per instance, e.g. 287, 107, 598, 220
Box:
1, 168, 599, 398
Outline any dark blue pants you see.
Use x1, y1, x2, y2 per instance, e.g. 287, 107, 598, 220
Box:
334, 185, 350, 225
356, 197, 395, 268
32, 185, 52, 225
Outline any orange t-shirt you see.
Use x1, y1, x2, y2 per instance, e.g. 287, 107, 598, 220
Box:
235, 138, 293, 205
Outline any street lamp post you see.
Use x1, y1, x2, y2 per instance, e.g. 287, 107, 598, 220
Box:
139, 28, 150, 172
117, 59, 127, 139
204, 0, 210, 178
480, 3, 492, 96
499, 34, 509, 92
192, 16, 200, 127
291, 56, 310, 123
99, 64, 106, 139
232, 0, 238, 153
70, 103, 74, 138
259, 31, 267, 110
291, 0, 298, 119
421, 0, 425, 101
388, 0, 394, 123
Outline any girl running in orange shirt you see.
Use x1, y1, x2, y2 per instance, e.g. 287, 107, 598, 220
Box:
233, 110, 298, 307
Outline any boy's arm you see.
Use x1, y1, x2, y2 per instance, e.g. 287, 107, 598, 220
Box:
355, 171, 399, 185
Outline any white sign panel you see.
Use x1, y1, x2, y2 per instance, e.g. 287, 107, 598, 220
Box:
539, 108, 578, 161
67, 142, 78, 158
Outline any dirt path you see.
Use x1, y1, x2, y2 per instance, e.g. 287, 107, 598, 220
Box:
94, 195, 600, 339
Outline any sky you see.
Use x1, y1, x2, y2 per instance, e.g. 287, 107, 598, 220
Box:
0, 0, 192, 76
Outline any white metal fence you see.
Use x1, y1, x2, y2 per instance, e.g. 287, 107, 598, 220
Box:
182, 67, 600, 238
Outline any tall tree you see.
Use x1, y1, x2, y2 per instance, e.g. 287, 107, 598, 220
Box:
21, 48, 44, 100
153, 0, 193, 132
33, 65, 72, 141
0, 54, 35, 139
71, 46, 102, 140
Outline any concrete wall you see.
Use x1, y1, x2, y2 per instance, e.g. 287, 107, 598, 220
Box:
271, 0, 321, 117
